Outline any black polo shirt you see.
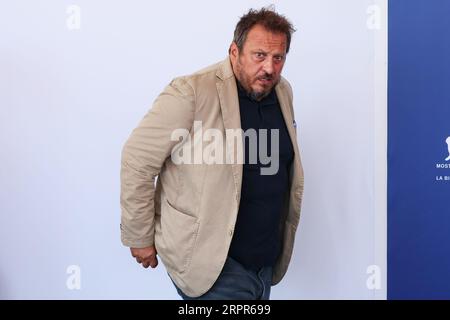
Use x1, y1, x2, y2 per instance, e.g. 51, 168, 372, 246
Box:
228, 81, 294, 271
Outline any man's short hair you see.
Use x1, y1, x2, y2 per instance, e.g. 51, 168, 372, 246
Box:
232, 6, 296, 54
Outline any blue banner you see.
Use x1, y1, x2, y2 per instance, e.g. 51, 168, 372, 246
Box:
388, 0, 450, 299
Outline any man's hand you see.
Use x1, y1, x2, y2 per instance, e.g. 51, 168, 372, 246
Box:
130, 245, 158, 269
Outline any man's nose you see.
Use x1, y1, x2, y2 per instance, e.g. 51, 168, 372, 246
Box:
262, 59, 274, 75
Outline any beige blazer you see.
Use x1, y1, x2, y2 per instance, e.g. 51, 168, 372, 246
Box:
120, 57, 304, 297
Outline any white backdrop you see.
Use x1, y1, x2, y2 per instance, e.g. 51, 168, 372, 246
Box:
0, 0, 387, 299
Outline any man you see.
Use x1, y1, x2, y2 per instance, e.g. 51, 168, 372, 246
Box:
120, 7, 304, 300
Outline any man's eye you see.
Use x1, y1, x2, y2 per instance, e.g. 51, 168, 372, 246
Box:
255, 53, 265, 58
274, 56, 284, 61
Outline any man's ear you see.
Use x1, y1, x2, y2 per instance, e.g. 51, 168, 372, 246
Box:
229, 42, 239, 59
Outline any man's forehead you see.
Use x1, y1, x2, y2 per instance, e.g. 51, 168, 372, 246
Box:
245, 25, 287, 50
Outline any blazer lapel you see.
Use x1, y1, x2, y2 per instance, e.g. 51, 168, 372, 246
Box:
216, 58, 243, 204
276, 82, 303, 193
275, 83, 296, 154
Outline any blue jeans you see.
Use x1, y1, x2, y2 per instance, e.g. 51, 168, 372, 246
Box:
171, 256, 273, 300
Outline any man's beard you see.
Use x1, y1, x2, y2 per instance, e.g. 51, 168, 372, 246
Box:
236, 59, 279, 101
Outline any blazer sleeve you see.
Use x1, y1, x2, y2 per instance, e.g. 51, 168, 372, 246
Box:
120, 77, 195, 248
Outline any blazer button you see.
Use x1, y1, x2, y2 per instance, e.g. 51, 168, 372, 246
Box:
229, 229, 233, 237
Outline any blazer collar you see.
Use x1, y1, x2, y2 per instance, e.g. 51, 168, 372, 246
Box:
215, 56, 235, 81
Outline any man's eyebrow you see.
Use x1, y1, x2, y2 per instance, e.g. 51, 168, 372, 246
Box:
251, 49, 285, 55
251, 49, 268, 54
